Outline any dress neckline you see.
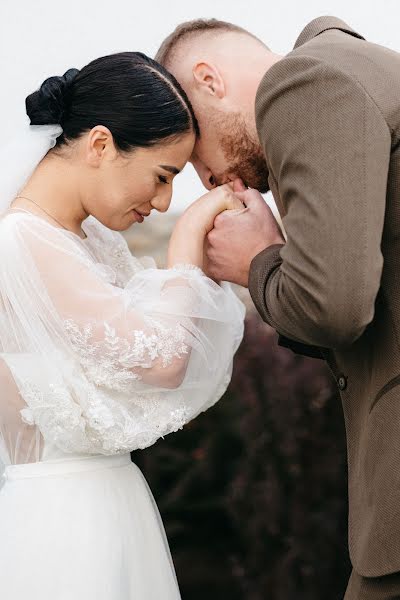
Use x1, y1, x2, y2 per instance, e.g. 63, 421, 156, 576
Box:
6, 208, 89, 242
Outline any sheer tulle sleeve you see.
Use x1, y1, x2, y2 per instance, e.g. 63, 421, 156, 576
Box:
0, 213, 245, 457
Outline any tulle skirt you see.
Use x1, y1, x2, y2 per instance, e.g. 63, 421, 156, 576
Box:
0, 453, 181, 599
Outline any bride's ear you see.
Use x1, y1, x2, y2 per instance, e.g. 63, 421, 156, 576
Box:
85, 126, 117, 167
192, 62, 225, 99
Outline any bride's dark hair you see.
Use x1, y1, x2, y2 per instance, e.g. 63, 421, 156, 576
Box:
25, 52, 199, 150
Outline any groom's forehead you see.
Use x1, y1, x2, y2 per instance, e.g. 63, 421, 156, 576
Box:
189, 146, 199, 164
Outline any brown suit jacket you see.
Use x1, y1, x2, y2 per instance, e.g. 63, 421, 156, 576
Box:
249, 16, 400, 577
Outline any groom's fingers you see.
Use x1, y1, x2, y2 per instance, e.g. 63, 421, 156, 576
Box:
234, 188, 266, 209
217, 179, 245, 192
232, 178, 246, 192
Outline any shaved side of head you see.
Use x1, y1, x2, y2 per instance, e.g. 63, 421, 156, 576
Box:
155, 18, 268, 71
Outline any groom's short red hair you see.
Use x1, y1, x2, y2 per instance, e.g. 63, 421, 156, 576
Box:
155, 19, 267, 69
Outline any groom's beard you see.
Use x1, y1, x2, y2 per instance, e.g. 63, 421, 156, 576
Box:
216, 111, 269, 192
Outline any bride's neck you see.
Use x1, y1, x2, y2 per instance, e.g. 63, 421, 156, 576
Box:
16, 153, 89, 235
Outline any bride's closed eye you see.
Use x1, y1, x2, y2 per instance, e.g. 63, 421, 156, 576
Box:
158, 175, 169, 185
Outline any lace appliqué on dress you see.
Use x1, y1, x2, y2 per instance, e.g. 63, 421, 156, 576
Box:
83, 216, 153, 288
83, 389, 191, 452
18, 379, 89, 453
18, 374, 191, 454
63, 317, 188, 393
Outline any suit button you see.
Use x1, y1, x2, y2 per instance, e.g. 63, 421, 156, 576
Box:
337, 375, 347, 391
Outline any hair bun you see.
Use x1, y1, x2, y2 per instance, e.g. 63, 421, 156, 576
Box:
26, 68, 80, 126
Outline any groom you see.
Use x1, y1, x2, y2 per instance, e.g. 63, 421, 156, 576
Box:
156, 16, 400, 599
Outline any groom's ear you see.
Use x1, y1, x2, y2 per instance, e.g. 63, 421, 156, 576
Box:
192, 62, 225, 99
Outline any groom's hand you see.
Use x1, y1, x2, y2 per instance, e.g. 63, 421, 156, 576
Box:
206, 181, 285, 287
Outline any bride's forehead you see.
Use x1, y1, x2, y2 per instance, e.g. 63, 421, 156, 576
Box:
142, 135, 195, 163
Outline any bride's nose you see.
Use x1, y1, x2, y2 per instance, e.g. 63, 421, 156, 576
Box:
151, 188, 173, 214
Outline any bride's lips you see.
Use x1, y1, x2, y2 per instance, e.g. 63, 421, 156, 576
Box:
131, 209, 149, 223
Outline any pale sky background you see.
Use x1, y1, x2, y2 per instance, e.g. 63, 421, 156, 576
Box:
1, 0, 399, 215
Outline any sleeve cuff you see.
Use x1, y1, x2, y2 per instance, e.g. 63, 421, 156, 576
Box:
248, 244, 284, 322
248, 244, 325, 360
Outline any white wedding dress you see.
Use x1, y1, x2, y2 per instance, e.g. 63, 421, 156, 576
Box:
0, 209, 245, 599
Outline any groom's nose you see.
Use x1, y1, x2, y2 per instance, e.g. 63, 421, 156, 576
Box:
191, 158, 216, 190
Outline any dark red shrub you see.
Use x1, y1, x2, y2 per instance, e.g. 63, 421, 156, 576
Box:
133, 313, 350, 600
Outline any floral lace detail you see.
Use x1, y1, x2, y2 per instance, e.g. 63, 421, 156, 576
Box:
102, 237, 140, 287
18, 379, 90, 453
83, 217, 150, 288
18, 375, 191, 454
63, 317, 188, 393
82, 388, 191, 452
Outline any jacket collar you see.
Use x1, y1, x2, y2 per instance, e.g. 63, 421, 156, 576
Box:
294, 15, 365, 49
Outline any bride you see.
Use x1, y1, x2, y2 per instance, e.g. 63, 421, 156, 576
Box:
0, 51, 245, 599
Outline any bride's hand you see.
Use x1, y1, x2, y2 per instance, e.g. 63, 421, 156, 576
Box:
167, 184, 245, 270
179, 184, 246, 235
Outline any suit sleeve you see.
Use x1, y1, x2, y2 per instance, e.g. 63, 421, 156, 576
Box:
249, 55, 391, 348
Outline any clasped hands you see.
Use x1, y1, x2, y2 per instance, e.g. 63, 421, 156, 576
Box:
204, 179, 285, 287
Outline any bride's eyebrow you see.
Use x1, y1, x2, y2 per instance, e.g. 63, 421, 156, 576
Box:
158, 165, 181, 175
